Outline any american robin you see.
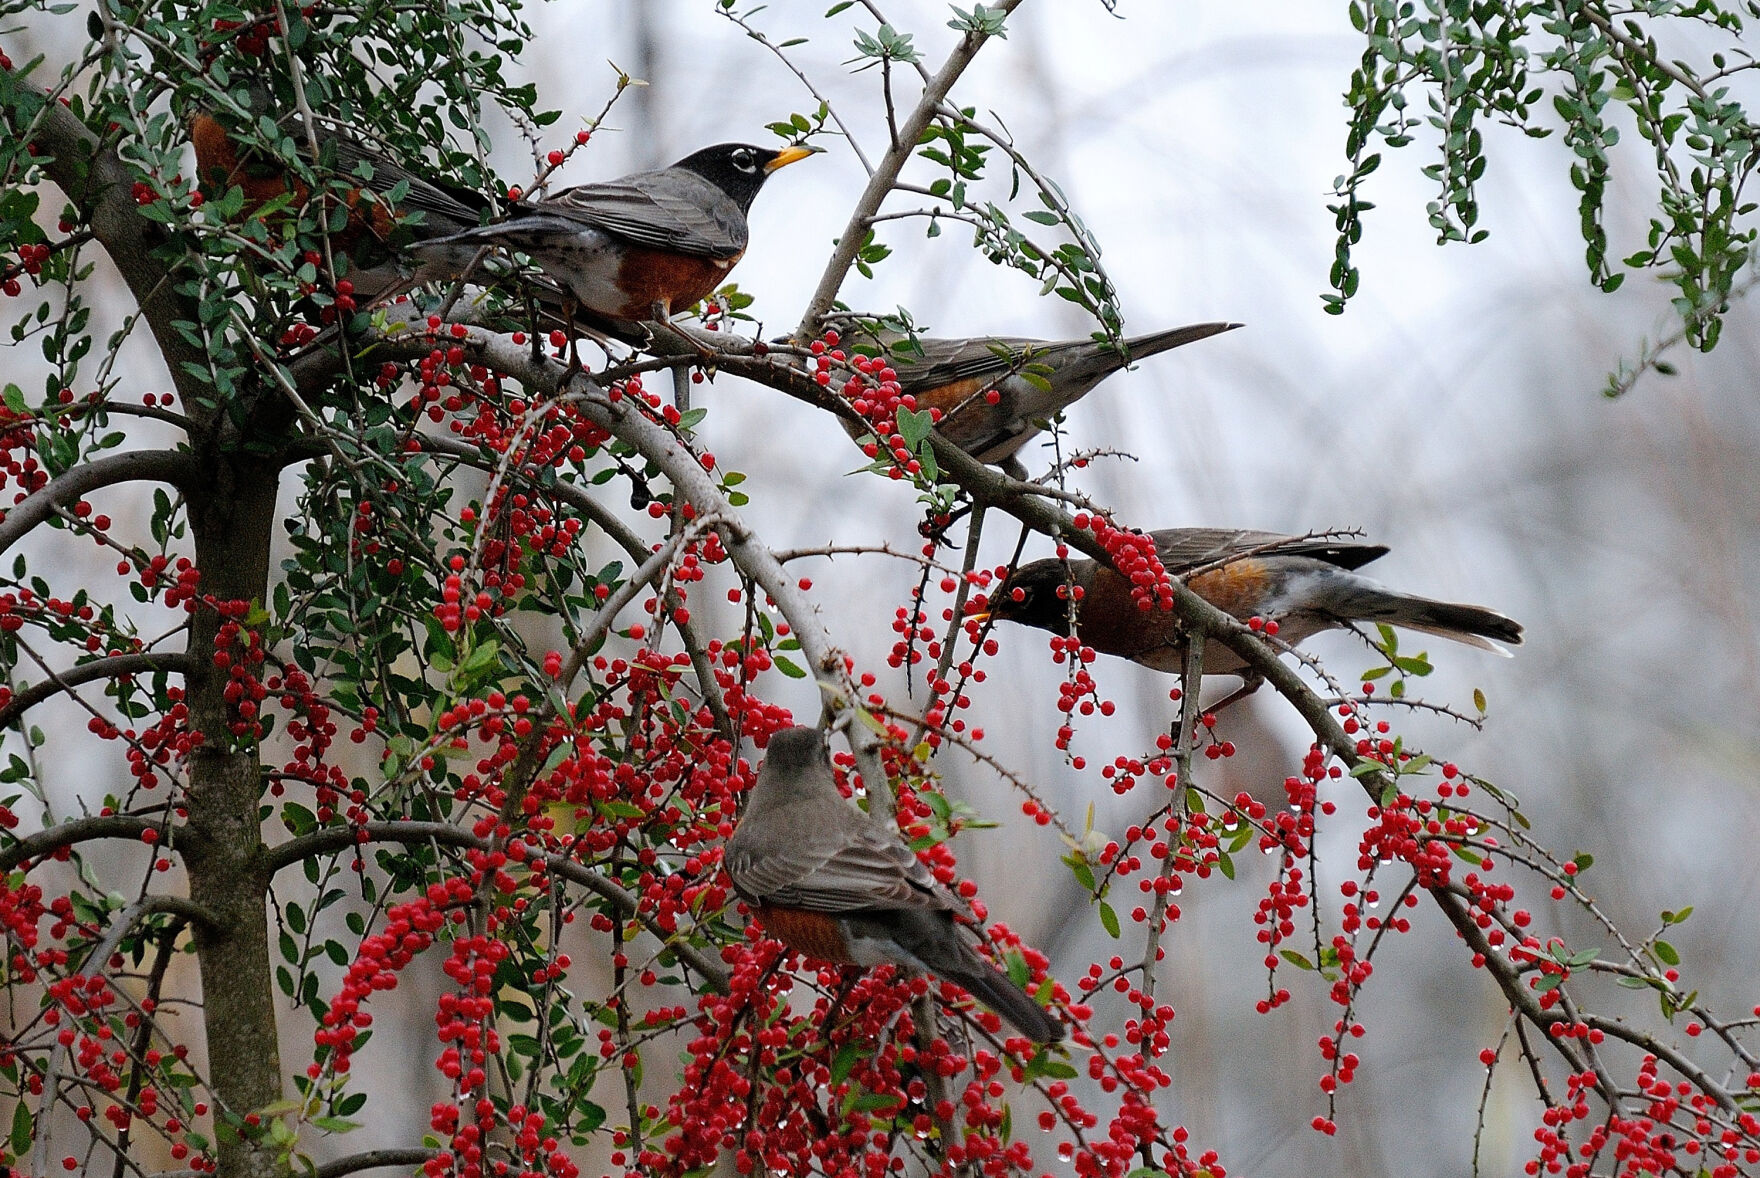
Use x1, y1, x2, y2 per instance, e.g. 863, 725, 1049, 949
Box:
826, 317, 1241, 475
978, 528, 1523, 706
412, 142, 822, 325
190, 103, 500, 301
723, 726, 1063, 1045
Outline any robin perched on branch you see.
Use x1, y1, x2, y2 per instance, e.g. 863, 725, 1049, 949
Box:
412, 142, 822, 326
978, 528, 1523, 709
190, 100, 502, 302
826, 317, 1241, 476
723, 726, 1063, 1045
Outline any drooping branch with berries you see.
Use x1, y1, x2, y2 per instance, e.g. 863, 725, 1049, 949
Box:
3, 3, 1759, 1178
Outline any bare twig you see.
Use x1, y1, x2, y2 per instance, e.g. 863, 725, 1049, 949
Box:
797, 0, 1026, 334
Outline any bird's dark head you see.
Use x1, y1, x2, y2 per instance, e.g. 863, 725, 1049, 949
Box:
976, 559, 1081, 635
760, 725, 830, 775
672, 142, 822, 210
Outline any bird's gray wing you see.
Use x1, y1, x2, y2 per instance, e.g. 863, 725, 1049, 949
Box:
529, 172, 745, 258
728, 817, 951, 915
1149, 528, 1388, 573
1148, 528, 1298, 574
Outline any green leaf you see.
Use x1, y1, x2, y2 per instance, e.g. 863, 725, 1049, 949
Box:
829, 1042, 863, 1086
1653, 940, 1680, 966
894, 406, 935, 447
773, 654, 806, 679
1098, 900, 1120, 939
1279, 949, 1315, 971
1065, 856, 1095, 891
10, 1099, 31, 1158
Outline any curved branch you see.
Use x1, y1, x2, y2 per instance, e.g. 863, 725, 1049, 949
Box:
262, 820, 732, 992
796, 0, 1026, 334
0, 814, 160, 874
0, 652, 194, 730
313, 1148, 442, 1178
0, 450, 200, 557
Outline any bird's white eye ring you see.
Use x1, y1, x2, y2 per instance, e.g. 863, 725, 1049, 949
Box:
732, 148, 756, 171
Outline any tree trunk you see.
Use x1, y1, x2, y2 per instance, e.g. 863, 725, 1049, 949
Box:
182, 455, 286, 1178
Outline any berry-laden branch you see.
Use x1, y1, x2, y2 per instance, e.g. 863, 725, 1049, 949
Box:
358, 324, 895, 822
0, 651, 194, 732
411, 433, 737, 744
30, 894, 218, 1178
0, 814, 161, 874
0, 450, 202, 558
537, 318, 1760, 1165
258, 820, 732, 992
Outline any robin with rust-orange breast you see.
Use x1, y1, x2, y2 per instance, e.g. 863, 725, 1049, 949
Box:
827, 317, 1240, 476
979, 528, 1523, 707
723, 726, 1062, 1045
414, 142, 821, 325
190, 99, 503, 303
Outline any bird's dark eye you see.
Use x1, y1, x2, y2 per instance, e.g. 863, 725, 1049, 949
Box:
732, 148, 756, 172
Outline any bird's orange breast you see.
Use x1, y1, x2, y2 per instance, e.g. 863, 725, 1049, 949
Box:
756, 904, 856, 965
609, 246, 743, 319
190, 114, 401, 249
1188, 559, 1273, 619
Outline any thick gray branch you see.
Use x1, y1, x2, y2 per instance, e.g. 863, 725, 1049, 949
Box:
313, 1149, 442, 1178
0, 652, 194, 731
0, 450, 200, 557
0, 814, 159, 874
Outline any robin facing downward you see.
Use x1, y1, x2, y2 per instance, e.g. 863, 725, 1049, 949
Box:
828, 318, 1241, 476
723, 726, 1063, 1045
413, 142, 821, 324
980, 529, 1522, 706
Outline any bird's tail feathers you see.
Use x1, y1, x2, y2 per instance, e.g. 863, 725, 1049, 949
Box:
936, 941, 1064, 1045
1120, 320, 1242, 362
1335, 584, 1525, 652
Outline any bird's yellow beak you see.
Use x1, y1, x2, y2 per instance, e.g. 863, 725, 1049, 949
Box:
968, 609, 992, 623
766, 144, 824, 172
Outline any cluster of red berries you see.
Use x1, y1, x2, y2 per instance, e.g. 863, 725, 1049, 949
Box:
1073, 512, 1174, 613
2, 241, 53, 296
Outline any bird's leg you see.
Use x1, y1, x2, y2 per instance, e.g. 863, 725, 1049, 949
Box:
999, 454, 1030, 482
524, 292, 542, 364
645, 299, 722, 365
563, 297, 583, 376
816, 967, 863, 1041
1200, 670, 1264, 717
